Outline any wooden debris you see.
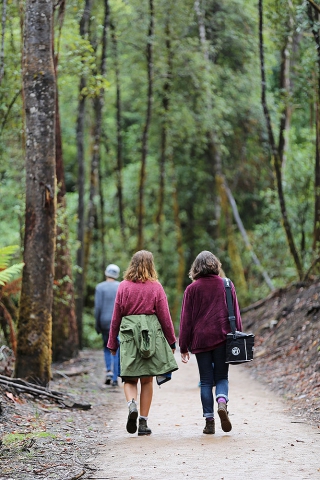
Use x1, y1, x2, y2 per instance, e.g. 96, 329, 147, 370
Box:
0, 374, 91, 410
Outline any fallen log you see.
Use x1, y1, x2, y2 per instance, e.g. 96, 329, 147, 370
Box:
0, 375, 91, 410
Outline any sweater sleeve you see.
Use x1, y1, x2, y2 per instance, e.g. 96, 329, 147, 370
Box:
231, 283, 243, 332
107, 289, 122, 351
155, 285, 176, 346
179, 287, 193, 354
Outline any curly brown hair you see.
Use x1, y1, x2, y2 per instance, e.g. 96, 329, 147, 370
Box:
124, 250, 158, 282
189, 250, 222, 280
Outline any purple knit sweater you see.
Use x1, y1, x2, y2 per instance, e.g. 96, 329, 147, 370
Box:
107, 280, 176, 351
179, 275, 242, 354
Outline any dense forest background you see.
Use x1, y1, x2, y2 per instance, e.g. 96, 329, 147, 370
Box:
0, 0, 319, 365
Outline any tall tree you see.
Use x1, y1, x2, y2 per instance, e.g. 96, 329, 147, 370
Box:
137, 0, 154, 251
0, 0, 7, 85
75, 0, 92, 349
84, 0, 109, 279
111, 21, 126, 244
307, 0, 320, 260
259, 0, 303, 278
52, 2, 79, 361
15, 0, 56, 384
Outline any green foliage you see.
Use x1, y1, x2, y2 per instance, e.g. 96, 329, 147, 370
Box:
0, 0, 319, 335
0, 246, 24, 287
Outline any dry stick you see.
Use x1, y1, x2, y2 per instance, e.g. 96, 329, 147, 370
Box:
68, 471, 85, 480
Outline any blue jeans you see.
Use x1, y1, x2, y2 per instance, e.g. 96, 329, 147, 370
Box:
102, 330, 119, 381
195, 343, 229, 418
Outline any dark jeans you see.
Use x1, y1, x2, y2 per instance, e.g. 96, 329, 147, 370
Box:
195, 343, 229, 418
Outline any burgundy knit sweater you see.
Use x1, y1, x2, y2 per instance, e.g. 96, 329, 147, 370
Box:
179, 275, 242, 354
107, 280, 176, 351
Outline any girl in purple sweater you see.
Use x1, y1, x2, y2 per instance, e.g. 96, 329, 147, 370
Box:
179, 251, 242, 434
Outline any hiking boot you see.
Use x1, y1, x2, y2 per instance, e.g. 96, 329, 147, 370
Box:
138, 418, 152, 436
218, 402, 232, 432
126, 399, 138, 434
203, 418, 215, 434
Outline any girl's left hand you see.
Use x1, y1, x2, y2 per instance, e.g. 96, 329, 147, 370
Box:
181, 352, 190, 363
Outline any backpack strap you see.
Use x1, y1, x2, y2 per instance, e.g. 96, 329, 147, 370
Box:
223, 277, 236, 334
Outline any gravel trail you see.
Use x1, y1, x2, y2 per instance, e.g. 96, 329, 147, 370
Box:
94, 353, 320, 480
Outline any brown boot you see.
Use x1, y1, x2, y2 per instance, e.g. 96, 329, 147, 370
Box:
203, 418, 215, 434
218, 402, 232, 432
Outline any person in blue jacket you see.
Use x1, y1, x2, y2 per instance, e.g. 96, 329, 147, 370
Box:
95, 264, 120, 386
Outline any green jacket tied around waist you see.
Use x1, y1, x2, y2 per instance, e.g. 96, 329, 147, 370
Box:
119, 314, 178, 378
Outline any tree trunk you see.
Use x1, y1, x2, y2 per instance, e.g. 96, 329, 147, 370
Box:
84, 0, 109, 280
52, 43, 79, 362
259, 0, 303, 279
111, 22, 126, 243
307, 2, 320, 257
75, 0, 92, 349
15, 0, 56, 385
170, 162, 185, 326
0, 0, 7, 85
221, 177, 275, 291
137, 0, 154, 251
156, 16, 172, 253
217, 176, 248, 303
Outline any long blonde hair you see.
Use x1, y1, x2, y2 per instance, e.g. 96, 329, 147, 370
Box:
124, 250, 158, 283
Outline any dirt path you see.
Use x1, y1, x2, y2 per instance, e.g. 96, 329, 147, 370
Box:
94, 353, 320, 480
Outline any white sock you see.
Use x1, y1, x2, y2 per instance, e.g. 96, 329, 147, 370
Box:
139, 415, 148, 421
127, 400, 136, 407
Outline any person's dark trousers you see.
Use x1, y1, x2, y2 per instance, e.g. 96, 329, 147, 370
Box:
195, 343, 229, 418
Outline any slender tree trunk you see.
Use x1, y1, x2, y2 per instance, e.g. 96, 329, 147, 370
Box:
259, 0, 303, 279
220, 176, 275, 291
307, 2, 320, 256
0, 0, 7, 85
52, 34, 79, 361
170, 162, 185, 325
156, 17, 172, 253
84, 0, 109, 279
137, 0, 154, 251
15, 0, 56, 385
111, 22, 126, 243
75, 0, 92, 349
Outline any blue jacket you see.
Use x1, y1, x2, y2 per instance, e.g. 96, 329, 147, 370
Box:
94, 280, 120, 332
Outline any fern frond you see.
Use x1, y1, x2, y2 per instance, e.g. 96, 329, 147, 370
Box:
0, 245, 20, 269
0, 263, 24, 286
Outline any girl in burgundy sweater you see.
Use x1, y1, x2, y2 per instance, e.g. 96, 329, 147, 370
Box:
179, 251, 242, 435
108, 250, 177, 436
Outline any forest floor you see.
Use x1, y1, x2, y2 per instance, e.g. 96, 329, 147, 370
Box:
0, 278, 319, 479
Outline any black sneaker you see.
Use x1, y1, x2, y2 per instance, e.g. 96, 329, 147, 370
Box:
111, 380, 118, 387
138, 418, 152, 436
105, 371, 113, 385
126, 399, 138, 434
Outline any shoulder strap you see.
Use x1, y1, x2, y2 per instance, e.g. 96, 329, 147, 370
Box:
223, 277, 236, 334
